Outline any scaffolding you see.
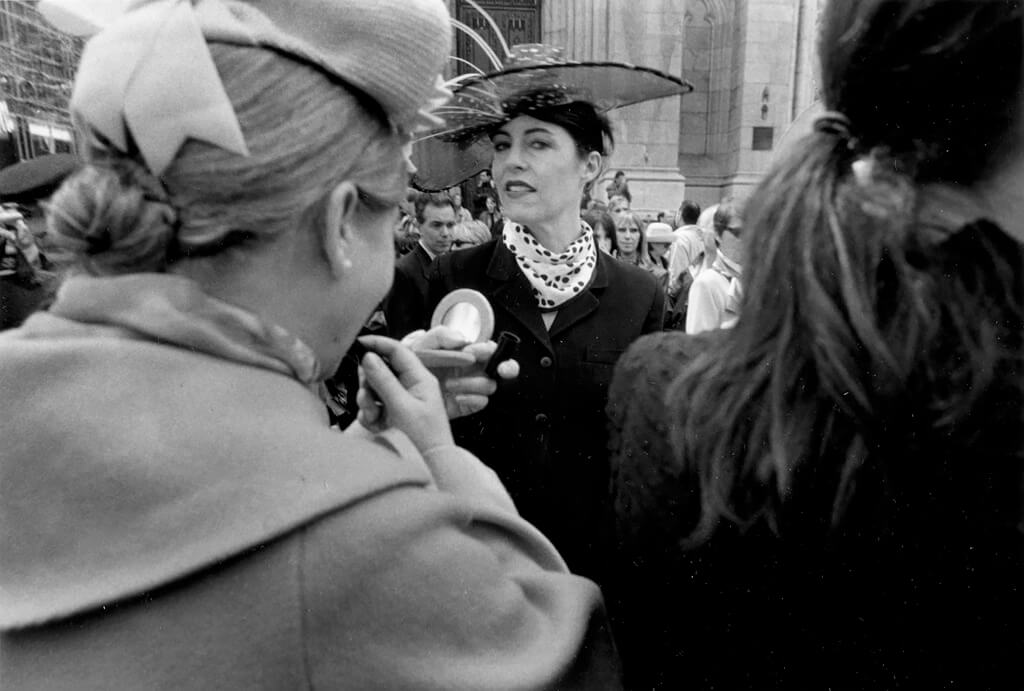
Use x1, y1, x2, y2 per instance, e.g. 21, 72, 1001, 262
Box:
0, 0, 82, 160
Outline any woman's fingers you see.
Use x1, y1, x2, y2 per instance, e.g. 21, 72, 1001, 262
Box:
398, 329, 426, 348
359, 335, 436, 389
355, 371, 382, 426
463, 341, 496, 364
443, 374, 497, 396
405, 325, 469, 352
449, 393, 489, 417
360, 352, 410, 406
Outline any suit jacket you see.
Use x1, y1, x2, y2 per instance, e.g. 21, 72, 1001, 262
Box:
384, 242, 433, 338
427, 240, 665, 583
0, 310, 622, 690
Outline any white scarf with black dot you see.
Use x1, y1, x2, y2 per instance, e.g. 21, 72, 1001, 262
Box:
501, 219, 597, 311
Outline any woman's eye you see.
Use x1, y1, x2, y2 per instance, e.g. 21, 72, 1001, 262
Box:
493, 141, 509, 152
529, 140, 550, 150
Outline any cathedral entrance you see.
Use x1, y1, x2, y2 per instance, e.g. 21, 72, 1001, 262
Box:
454, 0, 541, 73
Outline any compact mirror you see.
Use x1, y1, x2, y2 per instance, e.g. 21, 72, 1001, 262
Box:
415, 289, 496, 368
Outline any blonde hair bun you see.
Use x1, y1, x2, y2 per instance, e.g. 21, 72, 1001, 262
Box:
46, 161, 178, 275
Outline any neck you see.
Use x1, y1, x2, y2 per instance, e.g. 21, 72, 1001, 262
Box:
170, 245, 346, 376
527, 206, 583, 253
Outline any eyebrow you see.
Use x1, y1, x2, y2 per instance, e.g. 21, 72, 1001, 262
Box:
493, 126, 555, 137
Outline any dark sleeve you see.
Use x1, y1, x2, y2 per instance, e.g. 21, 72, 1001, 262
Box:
382, 267, 428, 339
424, 253, 451, 320
606, 332, 704, 554
642, 278, 667, 335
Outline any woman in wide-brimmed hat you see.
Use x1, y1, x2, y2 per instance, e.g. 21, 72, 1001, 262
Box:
411, 36, 691, 586
0, 2, 622, 688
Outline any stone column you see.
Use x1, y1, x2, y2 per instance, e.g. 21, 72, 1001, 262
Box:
544, 0, 688, 217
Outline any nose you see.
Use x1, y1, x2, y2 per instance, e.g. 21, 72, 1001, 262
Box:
498, 141, 526, 172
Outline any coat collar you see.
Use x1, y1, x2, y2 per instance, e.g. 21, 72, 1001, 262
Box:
414, 243, 434, 277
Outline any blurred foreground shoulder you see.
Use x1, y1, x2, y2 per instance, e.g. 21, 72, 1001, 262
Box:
301, 480, 623, 690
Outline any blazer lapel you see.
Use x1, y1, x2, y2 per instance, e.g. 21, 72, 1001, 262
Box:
484, 242, 554, 353
415, 244, 433, 280
548, 251, 609, 340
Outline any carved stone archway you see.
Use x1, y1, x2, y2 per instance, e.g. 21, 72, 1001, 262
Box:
454, 0, 542, 74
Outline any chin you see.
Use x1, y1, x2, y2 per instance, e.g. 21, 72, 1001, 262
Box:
503, 203, 540, 228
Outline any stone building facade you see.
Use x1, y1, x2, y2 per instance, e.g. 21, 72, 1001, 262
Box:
0, 0, 82, 164
449, 0, 824, 214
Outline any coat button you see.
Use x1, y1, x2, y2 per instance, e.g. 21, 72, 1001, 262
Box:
535, 413, 549, 426
540, 356, 553, 368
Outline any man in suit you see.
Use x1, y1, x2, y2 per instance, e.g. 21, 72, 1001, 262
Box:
383, 192, 456, 338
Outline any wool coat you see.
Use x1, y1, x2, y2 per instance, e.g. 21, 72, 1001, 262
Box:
383, 242, 433, 338
0, 311, 621, 690
426, 240, 665, 584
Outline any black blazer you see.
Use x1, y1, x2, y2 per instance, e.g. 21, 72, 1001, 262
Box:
383, 243, 433, 339
427, 240, 665, 583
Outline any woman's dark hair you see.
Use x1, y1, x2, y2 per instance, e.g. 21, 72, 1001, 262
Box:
584, 210, 617, 252
513, 101, 614, 158
669, 0, 1024, 544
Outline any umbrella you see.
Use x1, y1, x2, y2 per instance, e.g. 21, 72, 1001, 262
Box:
0, 154, 79, 199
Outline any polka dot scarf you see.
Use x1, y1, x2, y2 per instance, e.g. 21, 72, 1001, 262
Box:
502, 220, 597, 311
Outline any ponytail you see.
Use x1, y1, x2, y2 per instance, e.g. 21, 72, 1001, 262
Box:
664, 125, 1013, 544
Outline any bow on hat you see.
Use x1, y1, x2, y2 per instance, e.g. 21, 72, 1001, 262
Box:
39, 0, 453, 177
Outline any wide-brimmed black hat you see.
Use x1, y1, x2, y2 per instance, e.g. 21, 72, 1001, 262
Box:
411, 44, 692, 191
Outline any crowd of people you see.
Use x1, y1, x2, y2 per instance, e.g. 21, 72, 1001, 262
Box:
1, 0, 1022, 689
392, 180, 745, 335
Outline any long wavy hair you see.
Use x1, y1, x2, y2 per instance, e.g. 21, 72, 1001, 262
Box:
669, 0, 1024, 544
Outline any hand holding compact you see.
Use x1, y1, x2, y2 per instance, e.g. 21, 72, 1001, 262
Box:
356, 335, 454, 453
400, 325, 519, 419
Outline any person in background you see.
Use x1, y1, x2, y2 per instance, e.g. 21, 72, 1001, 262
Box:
383, 191, 455, 338
451, 219, 491, 250
476, 192, 502, 235
1, 204, 56, 330
608, 0, 1024, 687
608, 194, 630, 224
472, 168, 496, 210
685, 199, 742, 334
612, 210, 650, 269
446, 185, 473, 224
665, 199, 704, 318
0, 155, 77, 329
644, 221, 675, 289
0, 3, 622, 687
393, 188, 420, 256
605, 169, 631, 203
583, 209, 615, 254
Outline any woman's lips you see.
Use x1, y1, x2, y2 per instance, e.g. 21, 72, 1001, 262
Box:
504, 181, 536, 199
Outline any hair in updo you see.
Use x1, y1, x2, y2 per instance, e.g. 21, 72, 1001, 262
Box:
46, 157, 178, 275
47, 45, 407, 276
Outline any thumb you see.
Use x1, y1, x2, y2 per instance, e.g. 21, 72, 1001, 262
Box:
412, 325, 470, 351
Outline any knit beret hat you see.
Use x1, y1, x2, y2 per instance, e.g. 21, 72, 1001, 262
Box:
39, 0, 452, 175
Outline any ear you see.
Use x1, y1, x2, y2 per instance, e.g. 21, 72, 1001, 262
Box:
321, 181, 360, 279
581, 151, 603, 186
